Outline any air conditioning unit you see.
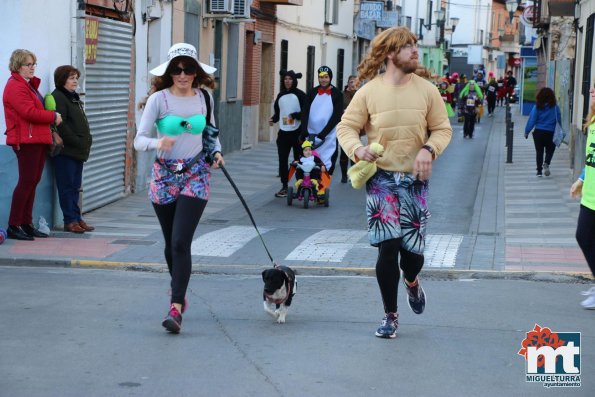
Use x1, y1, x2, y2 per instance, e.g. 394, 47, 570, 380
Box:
233, 0, 251, 19
209, 0, 234, 14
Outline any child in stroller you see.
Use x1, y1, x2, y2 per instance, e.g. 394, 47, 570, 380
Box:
287, 140, 328, 208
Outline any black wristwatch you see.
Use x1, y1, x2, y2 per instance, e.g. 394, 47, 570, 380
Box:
421, 144, 435, 158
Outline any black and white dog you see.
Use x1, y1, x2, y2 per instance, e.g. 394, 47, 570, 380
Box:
262, 265, 296, 324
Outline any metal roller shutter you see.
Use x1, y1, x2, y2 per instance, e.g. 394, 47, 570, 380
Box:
83, 17, 132, 212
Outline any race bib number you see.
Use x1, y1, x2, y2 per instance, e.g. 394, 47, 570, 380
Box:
488, 86, 496, 92
467, 98, 476, 106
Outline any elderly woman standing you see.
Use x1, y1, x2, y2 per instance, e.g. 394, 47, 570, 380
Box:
3, 49, 62, 240
50, 65, 93, 233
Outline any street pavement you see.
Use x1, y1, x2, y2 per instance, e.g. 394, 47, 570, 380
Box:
0, 266, 593, 397
0, 105, 590, 278
1, 106, 594, 397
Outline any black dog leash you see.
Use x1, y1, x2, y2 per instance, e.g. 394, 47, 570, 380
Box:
219, 164, 276, 267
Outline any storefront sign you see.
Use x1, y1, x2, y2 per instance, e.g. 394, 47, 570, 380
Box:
355, 16, 376, 41
520, 5, 536, 27
85, 17, 99, 64
377, 11, 398, 28
548, 0, 574, 16
360, 1, 383, 20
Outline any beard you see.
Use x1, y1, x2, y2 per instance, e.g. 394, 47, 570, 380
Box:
392, 57, 418, 74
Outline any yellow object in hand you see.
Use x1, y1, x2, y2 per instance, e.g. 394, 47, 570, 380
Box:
348, 142, 385, 189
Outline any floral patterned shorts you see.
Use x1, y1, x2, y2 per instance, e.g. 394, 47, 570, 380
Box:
149, 157, 211, 205
365, 170, 430, 255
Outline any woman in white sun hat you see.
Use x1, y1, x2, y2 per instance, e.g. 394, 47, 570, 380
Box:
134, 43, 224, 334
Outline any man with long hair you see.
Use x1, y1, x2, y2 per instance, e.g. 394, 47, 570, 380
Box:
337, 27, 452, 339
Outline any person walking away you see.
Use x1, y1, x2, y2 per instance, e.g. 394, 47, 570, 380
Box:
134, 43, 224, 333
50, 65, 94, 233
302, 66, 343, 198
337, 27, 452, 339
486, 77, 498, 117
459, 80, 483, 139
570, 83, 595, 308
524, 87, 561, 177
3, 49, 62, 240
270, 70, 306, 198
339, 75, 358, 183
505, 70, 517, 103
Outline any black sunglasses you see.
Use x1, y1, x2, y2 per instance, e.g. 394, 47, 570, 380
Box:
170, 66, 197, 76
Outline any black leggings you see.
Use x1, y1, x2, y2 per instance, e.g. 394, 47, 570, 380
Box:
339, 146, 352, 179
463, 113, 476, 137
487, 96, 496, 114
576, 205, 595, 277
276, 130, 301, 187
375, 238, 424, 313
532, 129, 556, 173
153, 196, 207, 304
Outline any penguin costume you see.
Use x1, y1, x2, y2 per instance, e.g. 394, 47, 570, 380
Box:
302, 66, 343, 181
271, 70, 307, 197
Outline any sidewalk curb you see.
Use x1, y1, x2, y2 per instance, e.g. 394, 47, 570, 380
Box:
1, 257, 592, 283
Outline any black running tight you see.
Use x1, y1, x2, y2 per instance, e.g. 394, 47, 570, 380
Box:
153, 196, 207, 304
376, 238, 424, 313
576, 205, 595, 277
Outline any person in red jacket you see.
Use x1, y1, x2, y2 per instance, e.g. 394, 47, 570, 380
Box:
2, 49, 62, 240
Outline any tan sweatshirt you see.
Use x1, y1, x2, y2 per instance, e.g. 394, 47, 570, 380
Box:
337, 74, 452, 172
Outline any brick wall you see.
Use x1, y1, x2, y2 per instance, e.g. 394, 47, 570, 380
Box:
243, 0, 276, 106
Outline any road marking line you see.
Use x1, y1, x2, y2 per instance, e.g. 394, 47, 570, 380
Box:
191, 226, 270, 257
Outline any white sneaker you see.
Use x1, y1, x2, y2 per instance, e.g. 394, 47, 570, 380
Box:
543, 163, 550, 176
580, 286, 595, 309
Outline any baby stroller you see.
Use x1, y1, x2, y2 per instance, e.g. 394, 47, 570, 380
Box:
286, 139, 330, 209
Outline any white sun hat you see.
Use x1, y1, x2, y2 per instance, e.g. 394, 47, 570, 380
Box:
149, 43, 217, 76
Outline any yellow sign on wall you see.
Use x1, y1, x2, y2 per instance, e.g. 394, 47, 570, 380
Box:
85, 17, 99, 64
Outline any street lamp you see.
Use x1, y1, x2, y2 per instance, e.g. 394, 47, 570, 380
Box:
506, 0, 519, 24
424, 7, 445, 29
435, 8, 445, 27
450, 17, 460, 33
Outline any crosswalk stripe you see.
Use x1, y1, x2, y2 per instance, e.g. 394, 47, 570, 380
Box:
285, 229, 367, 262
190, 225, 465, 268
191, 226, 270, 257
424, 234, 464, 268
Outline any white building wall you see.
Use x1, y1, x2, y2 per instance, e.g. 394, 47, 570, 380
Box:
275, 0, 354, 94
448, 0, 491, 47
0, 0, 73, 145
